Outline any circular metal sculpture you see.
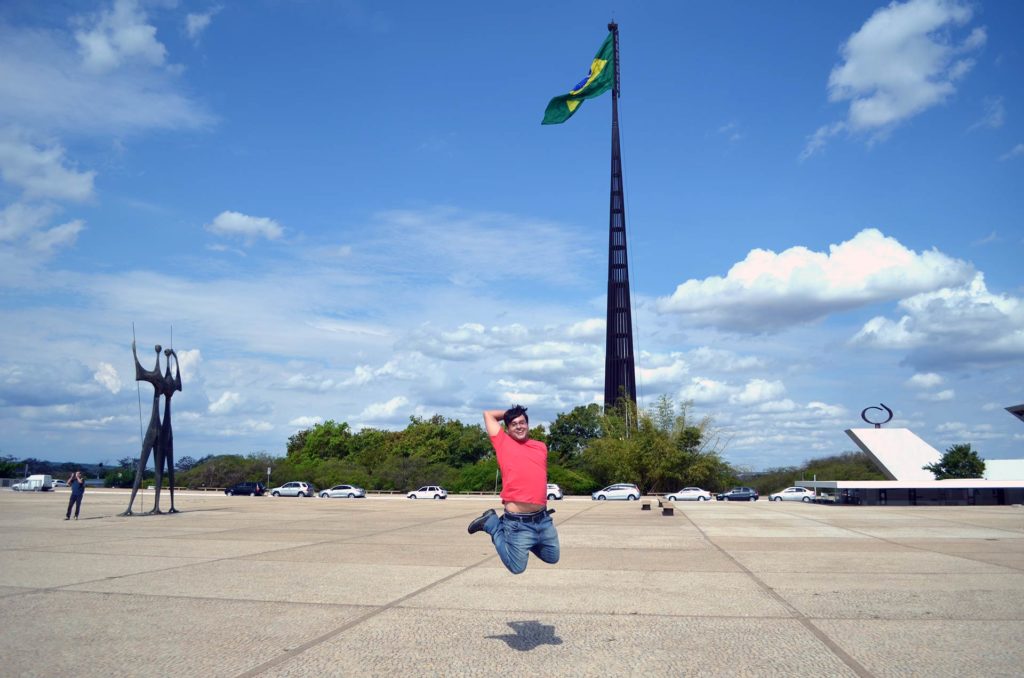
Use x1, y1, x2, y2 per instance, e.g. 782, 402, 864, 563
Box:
861, 403, 894, 429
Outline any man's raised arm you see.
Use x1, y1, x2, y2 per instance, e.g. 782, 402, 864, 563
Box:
483, 409, 505, 437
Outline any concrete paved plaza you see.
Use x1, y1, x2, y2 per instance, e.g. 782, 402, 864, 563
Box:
1, 489, 1022, 677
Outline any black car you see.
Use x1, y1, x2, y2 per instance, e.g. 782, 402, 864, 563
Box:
225, 481, 266, 496
716, 487, 759, 501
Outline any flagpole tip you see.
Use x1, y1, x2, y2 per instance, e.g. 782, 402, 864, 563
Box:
608, 21, 618, 32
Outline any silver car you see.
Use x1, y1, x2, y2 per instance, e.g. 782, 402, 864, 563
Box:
319, 484, 366, 499
770, 486, 816, 502
546, 483, 564, 500
591, 483, 641, 501
665, 487, 712, 501
269, 481, 314, 497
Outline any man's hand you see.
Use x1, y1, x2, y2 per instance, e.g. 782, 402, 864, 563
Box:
483, 409, 505, 437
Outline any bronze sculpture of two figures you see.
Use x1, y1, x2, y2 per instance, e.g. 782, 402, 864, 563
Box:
121, 341, 182, 516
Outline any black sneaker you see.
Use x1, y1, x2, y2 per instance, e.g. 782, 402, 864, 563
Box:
468, 509, 496, 534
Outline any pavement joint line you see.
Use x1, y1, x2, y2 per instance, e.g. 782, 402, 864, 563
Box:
765, 507, 1024, 574
234, 553, 497, 678
766, 504, 1024, 532
234, 503, 599, 677
678, 507, 876, 678
0, 510, 483, 601
3, 584, 1023, 624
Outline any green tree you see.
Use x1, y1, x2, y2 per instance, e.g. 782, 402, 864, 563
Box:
175, 455, 198, 471
296, 420, 352, 461
547, 404, 602, 463
286, 427, 310, 457
0, 455, 18, 477
924, 443, 985, 479
400, 415, 490, 467
577, 395, 733, 493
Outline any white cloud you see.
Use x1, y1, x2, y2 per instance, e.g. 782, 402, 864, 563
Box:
637, 354, 689, 389
283, 373, 336, 392
851, 273, 1024, 369
807, 401, 846, 417
731, 379, 786, 405
363, 208, 597, 287
756, 399, 797, 413
999, 144, 1024, 161
0, 22, 211, 136
919, 388, 955, 401
969, 97, 1005, 131
0, 203, 57, 242
215, 419, 273, 436
410, 322, 530, 361
566, 318, 604, 339
166, 349, 201, 386
679, 377, 734, 404
358, 396, 409, 421
803, 0, 984, 157
687, 347, 765, 372
28, 219, 85, 254
906, 372, 943, 388
0, 129, 95, 201
208, 391, 241, 415
185, 7, 222, 43
75, 0, 168, 74
92, 362, 122, 394
656, 229, 972, 332
288, 415, 322, 428
800, 122, 845, 161
971, 231, 999, 246
205, 211, 284, 242
717, 121, 742, 143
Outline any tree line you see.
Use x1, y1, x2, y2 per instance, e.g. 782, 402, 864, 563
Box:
174, 396, 738, 494
5, 398, 981, 494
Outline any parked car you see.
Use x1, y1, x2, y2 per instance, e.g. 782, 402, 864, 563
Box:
319, 484, 366, 499
52, 479, 68, 489
224, 481, 266, 496
407, 485, 447, 500
12, 474, 53, 491
716, 487, 759, 501
591, 483, 641, 501
665, 487, 712, 501
546, 483, 564, 500
269, 481, 314, 497
770, 486, 816, 502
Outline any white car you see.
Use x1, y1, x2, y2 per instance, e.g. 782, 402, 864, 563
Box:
269, 481, 314, 497
770, 486, 816, 502
591, 483, 641, 501
665, 487, 712, 501
319, 484, 366, 499
407, 485, 447, 500
52, 479, 68, 488
546, 483, 564, 500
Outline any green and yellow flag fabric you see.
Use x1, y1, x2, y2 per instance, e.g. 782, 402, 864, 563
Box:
542, 32, 615, 125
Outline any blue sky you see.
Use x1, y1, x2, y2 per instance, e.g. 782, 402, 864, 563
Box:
1, 0, 1022, 469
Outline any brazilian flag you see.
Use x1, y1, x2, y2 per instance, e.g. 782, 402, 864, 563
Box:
542, 32, 615, 125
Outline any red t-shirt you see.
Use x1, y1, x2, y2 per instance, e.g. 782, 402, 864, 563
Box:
491, 429, 548, 505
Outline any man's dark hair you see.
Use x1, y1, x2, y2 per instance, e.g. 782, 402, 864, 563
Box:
503, 405, 529, 427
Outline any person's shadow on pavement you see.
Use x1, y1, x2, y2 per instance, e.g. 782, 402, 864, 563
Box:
486, 620, 563, 651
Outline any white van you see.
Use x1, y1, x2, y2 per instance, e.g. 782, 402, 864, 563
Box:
12, 474, 53, 491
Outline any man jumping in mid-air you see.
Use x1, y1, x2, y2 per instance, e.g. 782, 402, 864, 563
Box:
467, 405, 559, 574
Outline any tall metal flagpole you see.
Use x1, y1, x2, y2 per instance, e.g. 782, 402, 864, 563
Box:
604, 21, 637, 415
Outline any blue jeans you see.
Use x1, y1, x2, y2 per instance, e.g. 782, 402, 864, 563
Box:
483, 511, 560, 575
